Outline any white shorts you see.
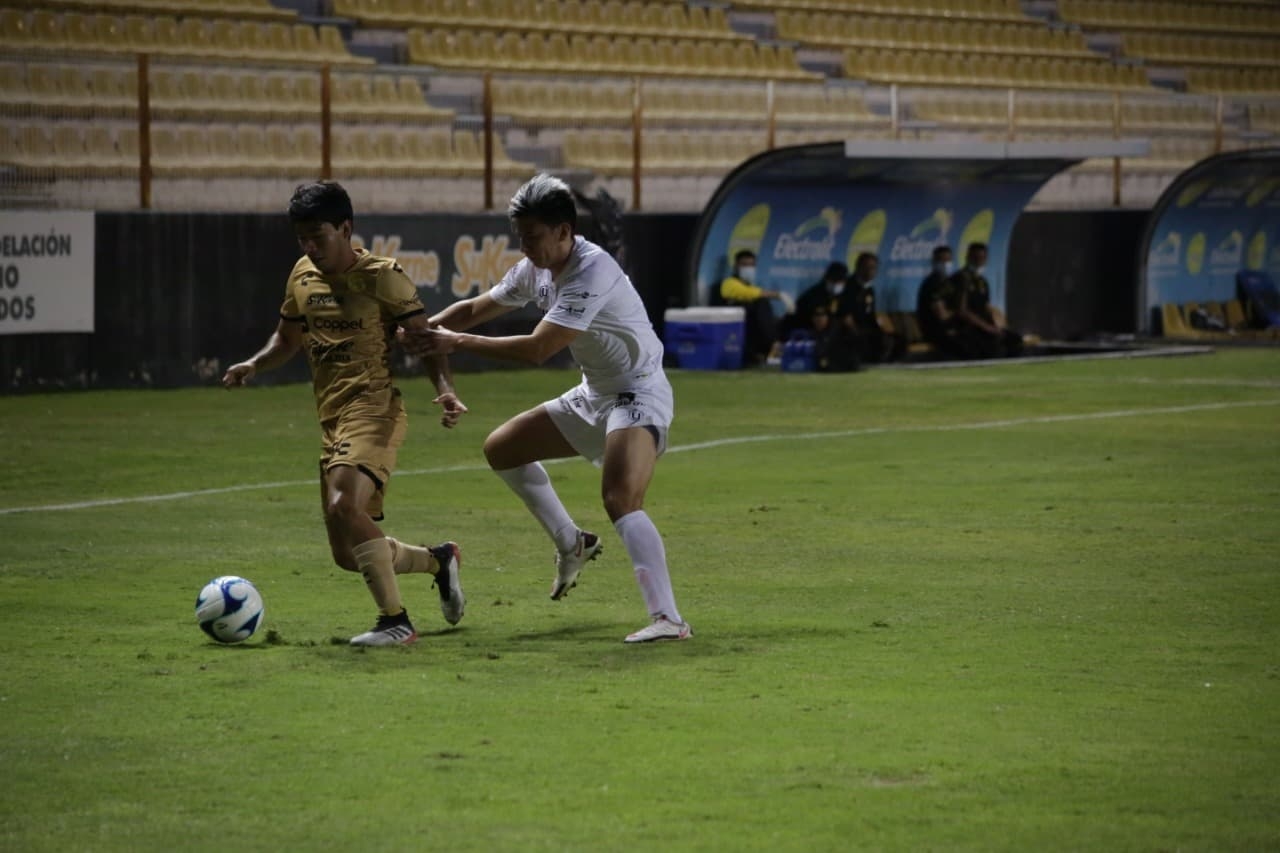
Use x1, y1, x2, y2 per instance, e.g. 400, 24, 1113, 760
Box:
544, 380, 674, 466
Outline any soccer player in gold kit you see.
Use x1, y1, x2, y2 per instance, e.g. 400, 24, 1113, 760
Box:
222, 181, 468, 646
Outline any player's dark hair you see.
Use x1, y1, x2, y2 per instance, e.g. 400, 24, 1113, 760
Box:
854, 252, 879, 269
509, 173, 577, 232
932, 245, 952, 261
288, 181, 354, 227
967, 242, 988, 255
733, 249, 756, 266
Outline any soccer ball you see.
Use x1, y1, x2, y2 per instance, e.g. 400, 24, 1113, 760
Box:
195, 575, 265, 644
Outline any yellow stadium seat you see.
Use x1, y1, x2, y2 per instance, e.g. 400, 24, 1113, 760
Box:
1160, 303, 1190, 337
52, 123, 90, 174
405, 127, 461, 177
451, 129, 485, 177
0, 9, 30, 52
82, 124, 124, 175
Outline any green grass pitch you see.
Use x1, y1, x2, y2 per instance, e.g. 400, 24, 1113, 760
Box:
2, 349, 1278, 851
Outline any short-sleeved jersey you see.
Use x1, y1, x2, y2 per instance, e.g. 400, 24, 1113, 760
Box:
488, 236, 665, 395
280, 249, 425, 424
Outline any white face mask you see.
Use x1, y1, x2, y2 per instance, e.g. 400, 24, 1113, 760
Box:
738, 265, 757, 284
975, 265, 986, 276
934, 260, 953, 276
829, 282, 844, 295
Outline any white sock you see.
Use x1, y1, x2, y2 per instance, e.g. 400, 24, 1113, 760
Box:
494, 463, 579, 553
613, 510, 682, 624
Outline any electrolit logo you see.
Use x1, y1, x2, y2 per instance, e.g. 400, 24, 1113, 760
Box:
1246, 179, 1279, 208
1150, 231, 1181, 267
728, 203, 771, 259
1176, 179, 1213, 208
957, 209, 995, 256
773, 207, 842, 261
1247, 232, 1267, 270
1209, 230, 1244, 269
890, 208, 953, 261
844, 209, 886, 266
1185, 233, 1206, 275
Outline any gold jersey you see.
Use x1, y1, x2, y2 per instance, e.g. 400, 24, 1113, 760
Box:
280, 249, 425, 425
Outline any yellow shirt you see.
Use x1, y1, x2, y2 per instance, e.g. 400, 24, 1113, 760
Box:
719, 275, 766, 303
280, 249, 425, 426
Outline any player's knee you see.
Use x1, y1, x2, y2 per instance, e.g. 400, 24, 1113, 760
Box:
602, 486, 643, 521
483, 429, 513, 469
323, 491, 362, 527
330, 547, 359, 573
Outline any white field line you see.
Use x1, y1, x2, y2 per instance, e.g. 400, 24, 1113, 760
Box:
1, 399, 1276, 517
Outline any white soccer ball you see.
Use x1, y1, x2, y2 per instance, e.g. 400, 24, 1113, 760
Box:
195, 575, 265, 644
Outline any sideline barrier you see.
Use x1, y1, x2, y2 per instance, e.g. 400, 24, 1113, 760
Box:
688, 139, 1147, 320
1138, 147, 1280, 335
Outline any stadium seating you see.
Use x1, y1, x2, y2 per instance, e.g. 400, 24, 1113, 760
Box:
1, 0, 1276, 213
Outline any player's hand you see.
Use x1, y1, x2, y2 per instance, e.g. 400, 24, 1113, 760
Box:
434, 392, 468, 429
397, 326, 447, 356
222, 361, 256, 389
404, 326, 460, 356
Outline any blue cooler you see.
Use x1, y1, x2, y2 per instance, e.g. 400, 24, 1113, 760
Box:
663, 307, 745, 370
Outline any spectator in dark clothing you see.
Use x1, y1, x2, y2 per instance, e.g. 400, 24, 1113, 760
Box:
949, 243, 1024, 359
845, 252, 903, 364
917, 245, 981, 360
794, 261, 855, 333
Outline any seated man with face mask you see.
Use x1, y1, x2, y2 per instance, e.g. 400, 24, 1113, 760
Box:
718, 249, 788, 365
794, 261, 855, 334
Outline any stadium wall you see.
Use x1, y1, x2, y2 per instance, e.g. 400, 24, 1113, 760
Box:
0, 209, 1145, 392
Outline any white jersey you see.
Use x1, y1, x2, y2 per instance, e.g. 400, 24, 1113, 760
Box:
489, 236, 668, 395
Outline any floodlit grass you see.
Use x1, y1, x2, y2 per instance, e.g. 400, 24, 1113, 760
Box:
1, 349, 1279, 852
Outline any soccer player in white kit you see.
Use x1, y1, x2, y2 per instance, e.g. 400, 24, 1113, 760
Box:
402, 174, 690, 643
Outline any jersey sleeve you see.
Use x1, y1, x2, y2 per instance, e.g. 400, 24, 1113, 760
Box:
280, 264, 304, 321
376, 261, 426, 322
543, 259, 618, 331
487, 258, 534, 307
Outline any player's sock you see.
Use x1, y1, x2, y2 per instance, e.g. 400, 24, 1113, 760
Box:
495, 462, 579, 553
613, 510, 682, 624
352, 537, 404, 617
386, 537, 437, 575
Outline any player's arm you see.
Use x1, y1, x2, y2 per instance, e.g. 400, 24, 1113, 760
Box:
419, 317, 580, 365
222, 317, 303, 388
428, 291, 514, 332
400, 312, 467, 428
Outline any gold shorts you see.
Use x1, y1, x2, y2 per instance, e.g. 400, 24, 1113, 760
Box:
319, 388, 407, 521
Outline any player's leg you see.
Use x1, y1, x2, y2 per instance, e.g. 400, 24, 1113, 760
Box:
602, 427, 689, 642
322, 463, 416, 644
485, 403, 602, 599
328, 396, 462, 642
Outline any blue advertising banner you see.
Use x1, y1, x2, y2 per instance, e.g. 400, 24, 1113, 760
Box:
691, 141, 1104, 314
695, 182, 1038, 313
1142, 152, 1280, 320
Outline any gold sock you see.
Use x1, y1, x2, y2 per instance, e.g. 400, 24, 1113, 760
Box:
386, 537, 438, 575
352, 538, 404, 616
